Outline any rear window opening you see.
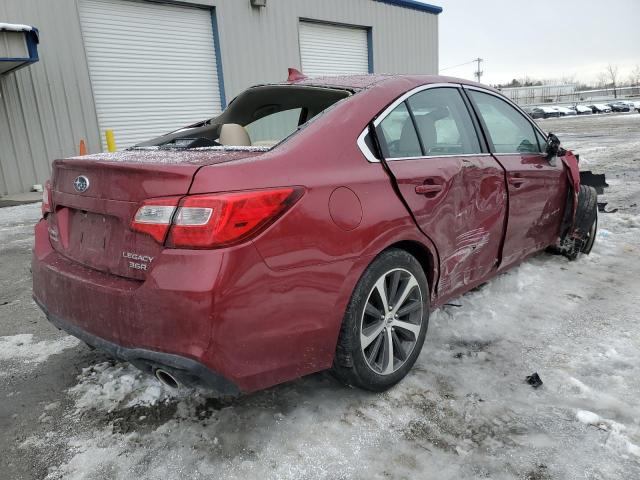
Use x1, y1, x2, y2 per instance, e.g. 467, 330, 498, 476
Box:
135, 85, 351, 150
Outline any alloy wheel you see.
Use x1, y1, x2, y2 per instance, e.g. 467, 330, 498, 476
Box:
360, 268, 423, 375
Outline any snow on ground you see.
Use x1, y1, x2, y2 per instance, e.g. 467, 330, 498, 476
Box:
3, 114, 640, 479
38, 227, 640, 479
0, 202, 41, 252
0, 203, 80, 377
543, 113, 640, 171
68, 362, 191, 413
0, 334, 79, 365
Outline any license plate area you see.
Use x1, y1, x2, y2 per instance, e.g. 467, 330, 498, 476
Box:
66, 210, 121, 271
52, 208, 152, 281
74, 210, 112, 253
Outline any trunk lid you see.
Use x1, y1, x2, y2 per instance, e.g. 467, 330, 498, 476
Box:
48, 148, 265, 280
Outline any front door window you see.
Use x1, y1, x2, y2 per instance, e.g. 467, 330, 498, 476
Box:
469, 90, 542, 154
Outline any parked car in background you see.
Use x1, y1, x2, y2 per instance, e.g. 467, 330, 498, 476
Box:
32, 74, 599, 394
588, 104, 612, 113
571, 105, 593, 115
523, 106, 544, 119
607, 102, 630, 112
616, 100, 635, 109
553, 106, 577, 116
532, 106, 561, 119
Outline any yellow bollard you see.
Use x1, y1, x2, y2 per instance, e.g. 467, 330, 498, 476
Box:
105, 129, 117, 152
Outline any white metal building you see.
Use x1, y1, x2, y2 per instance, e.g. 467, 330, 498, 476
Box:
500, 84, 578, 106
0, 0, 441, 195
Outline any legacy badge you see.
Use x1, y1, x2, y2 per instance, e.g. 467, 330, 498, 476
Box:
123, 251, 154, 271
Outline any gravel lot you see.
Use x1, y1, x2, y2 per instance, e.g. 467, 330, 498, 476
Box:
1, 113, 639, 480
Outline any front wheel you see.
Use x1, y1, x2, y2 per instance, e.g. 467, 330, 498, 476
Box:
332, 249, 429, 391
580, 207, 597, 254
562, 185, 598, 260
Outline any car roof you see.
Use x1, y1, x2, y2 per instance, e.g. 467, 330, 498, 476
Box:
259, 73, 499, 93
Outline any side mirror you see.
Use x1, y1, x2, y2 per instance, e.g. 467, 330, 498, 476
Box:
546, 132, 566, 158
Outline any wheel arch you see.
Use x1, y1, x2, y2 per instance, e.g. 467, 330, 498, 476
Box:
384, 240, 438, 299
331, 241, 435, 390
328, 227, 441, 358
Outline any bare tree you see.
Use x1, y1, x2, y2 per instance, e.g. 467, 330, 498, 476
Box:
596, 72, 608, 89
606, 64, 619, 98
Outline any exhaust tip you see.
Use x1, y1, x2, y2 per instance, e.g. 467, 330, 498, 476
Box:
155, 368, 180, 389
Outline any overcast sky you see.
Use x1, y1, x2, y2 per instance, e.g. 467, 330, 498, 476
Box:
433, 0, 640, 85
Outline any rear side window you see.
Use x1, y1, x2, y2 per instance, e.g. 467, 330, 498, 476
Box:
406, 87, 481, 155
376, 102, 422, 159
469, 90, 541, 154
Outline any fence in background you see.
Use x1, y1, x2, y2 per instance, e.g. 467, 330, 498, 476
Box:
501, 84, 640, 106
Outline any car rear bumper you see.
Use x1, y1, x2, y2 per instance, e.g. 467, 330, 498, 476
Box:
33, 218, 220, 351
34, 297, 240, 395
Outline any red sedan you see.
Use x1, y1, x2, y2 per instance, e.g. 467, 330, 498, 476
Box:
32, 73, 598, 394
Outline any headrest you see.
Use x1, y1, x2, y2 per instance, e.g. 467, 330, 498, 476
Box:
219, 123, 251, 146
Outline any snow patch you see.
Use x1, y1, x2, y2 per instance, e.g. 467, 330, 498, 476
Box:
0, 334, 79, 364
576, 409, 600, 425
0, 22, 34, 32
132, 145, 271, 152
576, 410, 640, 459
191, 145, 271, 152
68, 362, 187, 413
74, 147, 265, 165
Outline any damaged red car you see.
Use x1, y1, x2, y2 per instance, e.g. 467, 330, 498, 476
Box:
32, 73, 598, 394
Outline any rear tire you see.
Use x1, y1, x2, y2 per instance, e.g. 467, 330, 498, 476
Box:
332, 249, 429, 392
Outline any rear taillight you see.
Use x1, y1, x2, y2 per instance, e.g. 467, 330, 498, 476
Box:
42, 180, 52, 216
130, 197, 180, 243
131, 187, 302, 248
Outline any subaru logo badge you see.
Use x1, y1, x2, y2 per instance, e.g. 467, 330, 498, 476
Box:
73, 175, 90, 193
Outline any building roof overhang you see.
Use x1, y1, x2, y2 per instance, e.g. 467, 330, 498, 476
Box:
0, 23, 40, 75
375, 0, 443, 15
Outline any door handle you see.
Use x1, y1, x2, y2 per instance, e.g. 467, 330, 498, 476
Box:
415, 184, 443, 195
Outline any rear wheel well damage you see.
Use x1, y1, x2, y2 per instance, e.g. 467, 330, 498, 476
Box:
384, 240, 436, 297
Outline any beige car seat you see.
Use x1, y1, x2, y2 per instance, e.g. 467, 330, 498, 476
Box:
219, 123, 251, 146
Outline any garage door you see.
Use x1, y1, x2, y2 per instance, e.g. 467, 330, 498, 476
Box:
79, 0, 222, 148
299, 21, 370, 77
